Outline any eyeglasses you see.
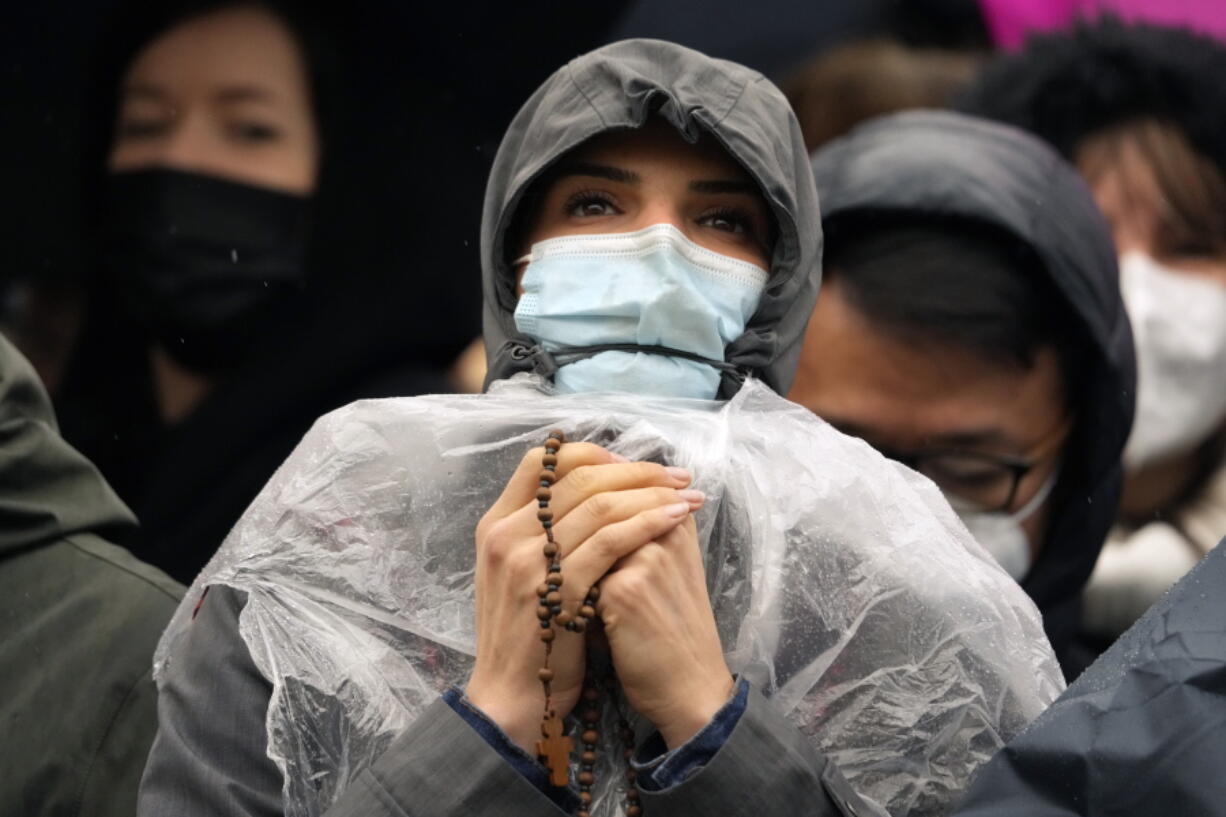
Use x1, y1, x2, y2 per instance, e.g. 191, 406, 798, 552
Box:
873, 419, 1071, 513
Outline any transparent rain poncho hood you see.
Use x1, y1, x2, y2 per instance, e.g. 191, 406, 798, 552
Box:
155, 376, 1063, 817
155, 39, 1062, 817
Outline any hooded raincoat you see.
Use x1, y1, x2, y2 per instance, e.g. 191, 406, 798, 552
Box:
810, 110, 1137, 677
140, 41, 1062, 817
0, 333, 183, 817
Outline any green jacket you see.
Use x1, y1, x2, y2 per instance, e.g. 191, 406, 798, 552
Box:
0, 333, 183, 817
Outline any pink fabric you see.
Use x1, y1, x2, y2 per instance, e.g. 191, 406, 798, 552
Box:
979, 0, 1226, 50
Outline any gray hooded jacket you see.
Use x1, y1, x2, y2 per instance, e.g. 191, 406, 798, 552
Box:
0, 333, 183, 817
138, 40, 881, 817
480, 38, 822, 398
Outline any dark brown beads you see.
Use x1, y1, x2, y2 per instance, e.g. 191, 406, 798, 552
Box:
538, 668, 554, 683
536, 606, 551, 620
539, 470, 557, 485
579, 604, 596, 619
536, 487, 552, 502
539, 629, 555, 643
627, 806, 643, 817
542, 453, 558, 467
542, 542, 558, 559
581, 729, 599, 745
537, 508, 553, 522
581, 750, 597, 764
555, 610, 573, 627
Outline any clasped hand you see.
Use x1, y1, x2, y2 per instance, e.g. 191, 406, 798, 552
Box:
466, 442, 734, 754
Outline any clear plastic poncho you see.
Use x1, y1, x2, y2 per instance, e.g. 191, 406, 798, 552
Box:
154, 376, 1064, 817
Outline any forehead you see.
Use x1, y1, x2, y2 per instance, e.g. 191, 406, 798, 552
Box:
125, 7, 305, 89
563, 119, 755, 182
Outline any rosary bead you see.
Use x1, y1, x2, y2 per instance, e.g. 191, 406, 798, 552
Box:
538, 668, 554, 682
546, 434, 564, 449
626, 788, 640, 802
583, 707, 600, 724
581, 750, 597, 764
542, 519, 553, 530
548, 573, 563, 587
542, 543, 558, 559
537, 583, 550, 598
537, 487, 552, 502
583, 687, 599, 702
585, 586, 601, 603
548, 563, 562, 573
578, 792, 592, 806
581, 729, 599, 744
542, 453, 558, 467
539, 629, 555, 643
550, 605, 562, 616
578, 771, 595, 785
625, 769, 638, 784
577, 811, 590, 817
537, 508, 553, 522
536, 606, 551, 620
539, 470, 557, 485
579, 604, 596, 619
545, 591, 562, 605
555, 611, 573, 626
627, 806, 643, 817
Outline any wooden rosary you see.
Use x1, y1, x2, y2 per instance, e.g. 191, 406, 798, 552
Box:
533, 431, 641, 817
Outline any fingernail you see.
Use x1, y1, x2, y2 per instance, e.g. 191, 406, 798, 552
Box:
677, 489, 705, 505
664, 502, 690, 518
609, 452, 629, 463
665, 466, 691, 483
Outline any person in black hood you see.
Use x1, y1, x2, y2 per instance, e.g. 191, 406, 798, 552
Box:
52, 0, 480, 583
791, 110, 1135, 678
960, 18, 1226, 647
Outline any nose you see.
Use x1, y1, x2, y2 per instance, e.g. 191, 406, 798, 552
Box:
149, 112, 215, 173
636, 199, 687, 234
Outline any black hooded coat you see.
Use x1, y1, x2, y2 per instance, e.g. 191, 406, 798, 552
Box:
811, 111, 1136, 677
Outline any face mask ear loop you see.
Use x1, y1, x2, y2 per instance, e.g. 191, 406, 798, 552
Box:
1012, 464, 1060, 523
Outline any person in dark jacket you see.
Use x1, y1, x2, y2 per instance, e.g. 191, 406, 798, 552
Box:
960, 17, 1226, 647
953, 532, 1226, 816
0, 332, 184, 817
51, 0, 480, 584
137, 40, 1059, 817
790, 110, 1136, 678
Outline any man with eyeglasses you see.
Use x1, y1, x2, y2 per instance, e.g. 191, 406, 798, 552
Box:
790, 111, 1136, 678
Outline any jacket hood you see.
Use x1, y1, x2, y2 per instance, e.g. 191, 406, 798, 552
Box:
0, 334, 135, 556
811, 110, 1136, 669
480, 38, 822, 397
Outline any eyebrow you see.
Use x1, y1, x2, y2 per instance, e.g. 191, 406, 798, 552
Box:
554, 162, 640, 184
688, 179, 758, 195
119, 83, 277, 104
552, 162, 757, 195
823, 415, 1012, 450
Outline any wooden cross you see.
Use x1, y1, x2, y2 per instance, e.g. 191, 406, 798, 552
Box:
536, 712, 573, 787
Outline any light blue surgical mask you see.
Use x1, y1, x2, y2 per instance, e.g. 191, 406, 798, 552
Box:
512, 224, 769, 399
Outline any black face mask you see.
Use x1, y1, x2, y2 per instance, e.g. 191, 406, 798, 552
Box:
102, 168, 312, 373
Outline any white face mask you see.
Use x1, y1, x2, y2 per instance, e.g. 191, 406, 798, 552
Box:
1120, 252, 1226, 469
513, 224, 768, 399
952, 471, 1057, 581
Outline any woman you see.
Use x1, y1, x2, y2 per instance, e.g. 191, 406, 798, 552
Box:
50, 0, 480, 583
962, 19, 1226, 642
140, 40, 1061, 817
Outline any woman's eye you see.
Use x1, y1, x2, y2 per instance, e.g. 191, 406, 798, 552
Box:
116, 118, 170, 140
227, 121, 283, 144
699, 207, 749, 235
565, 192, 618, 218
